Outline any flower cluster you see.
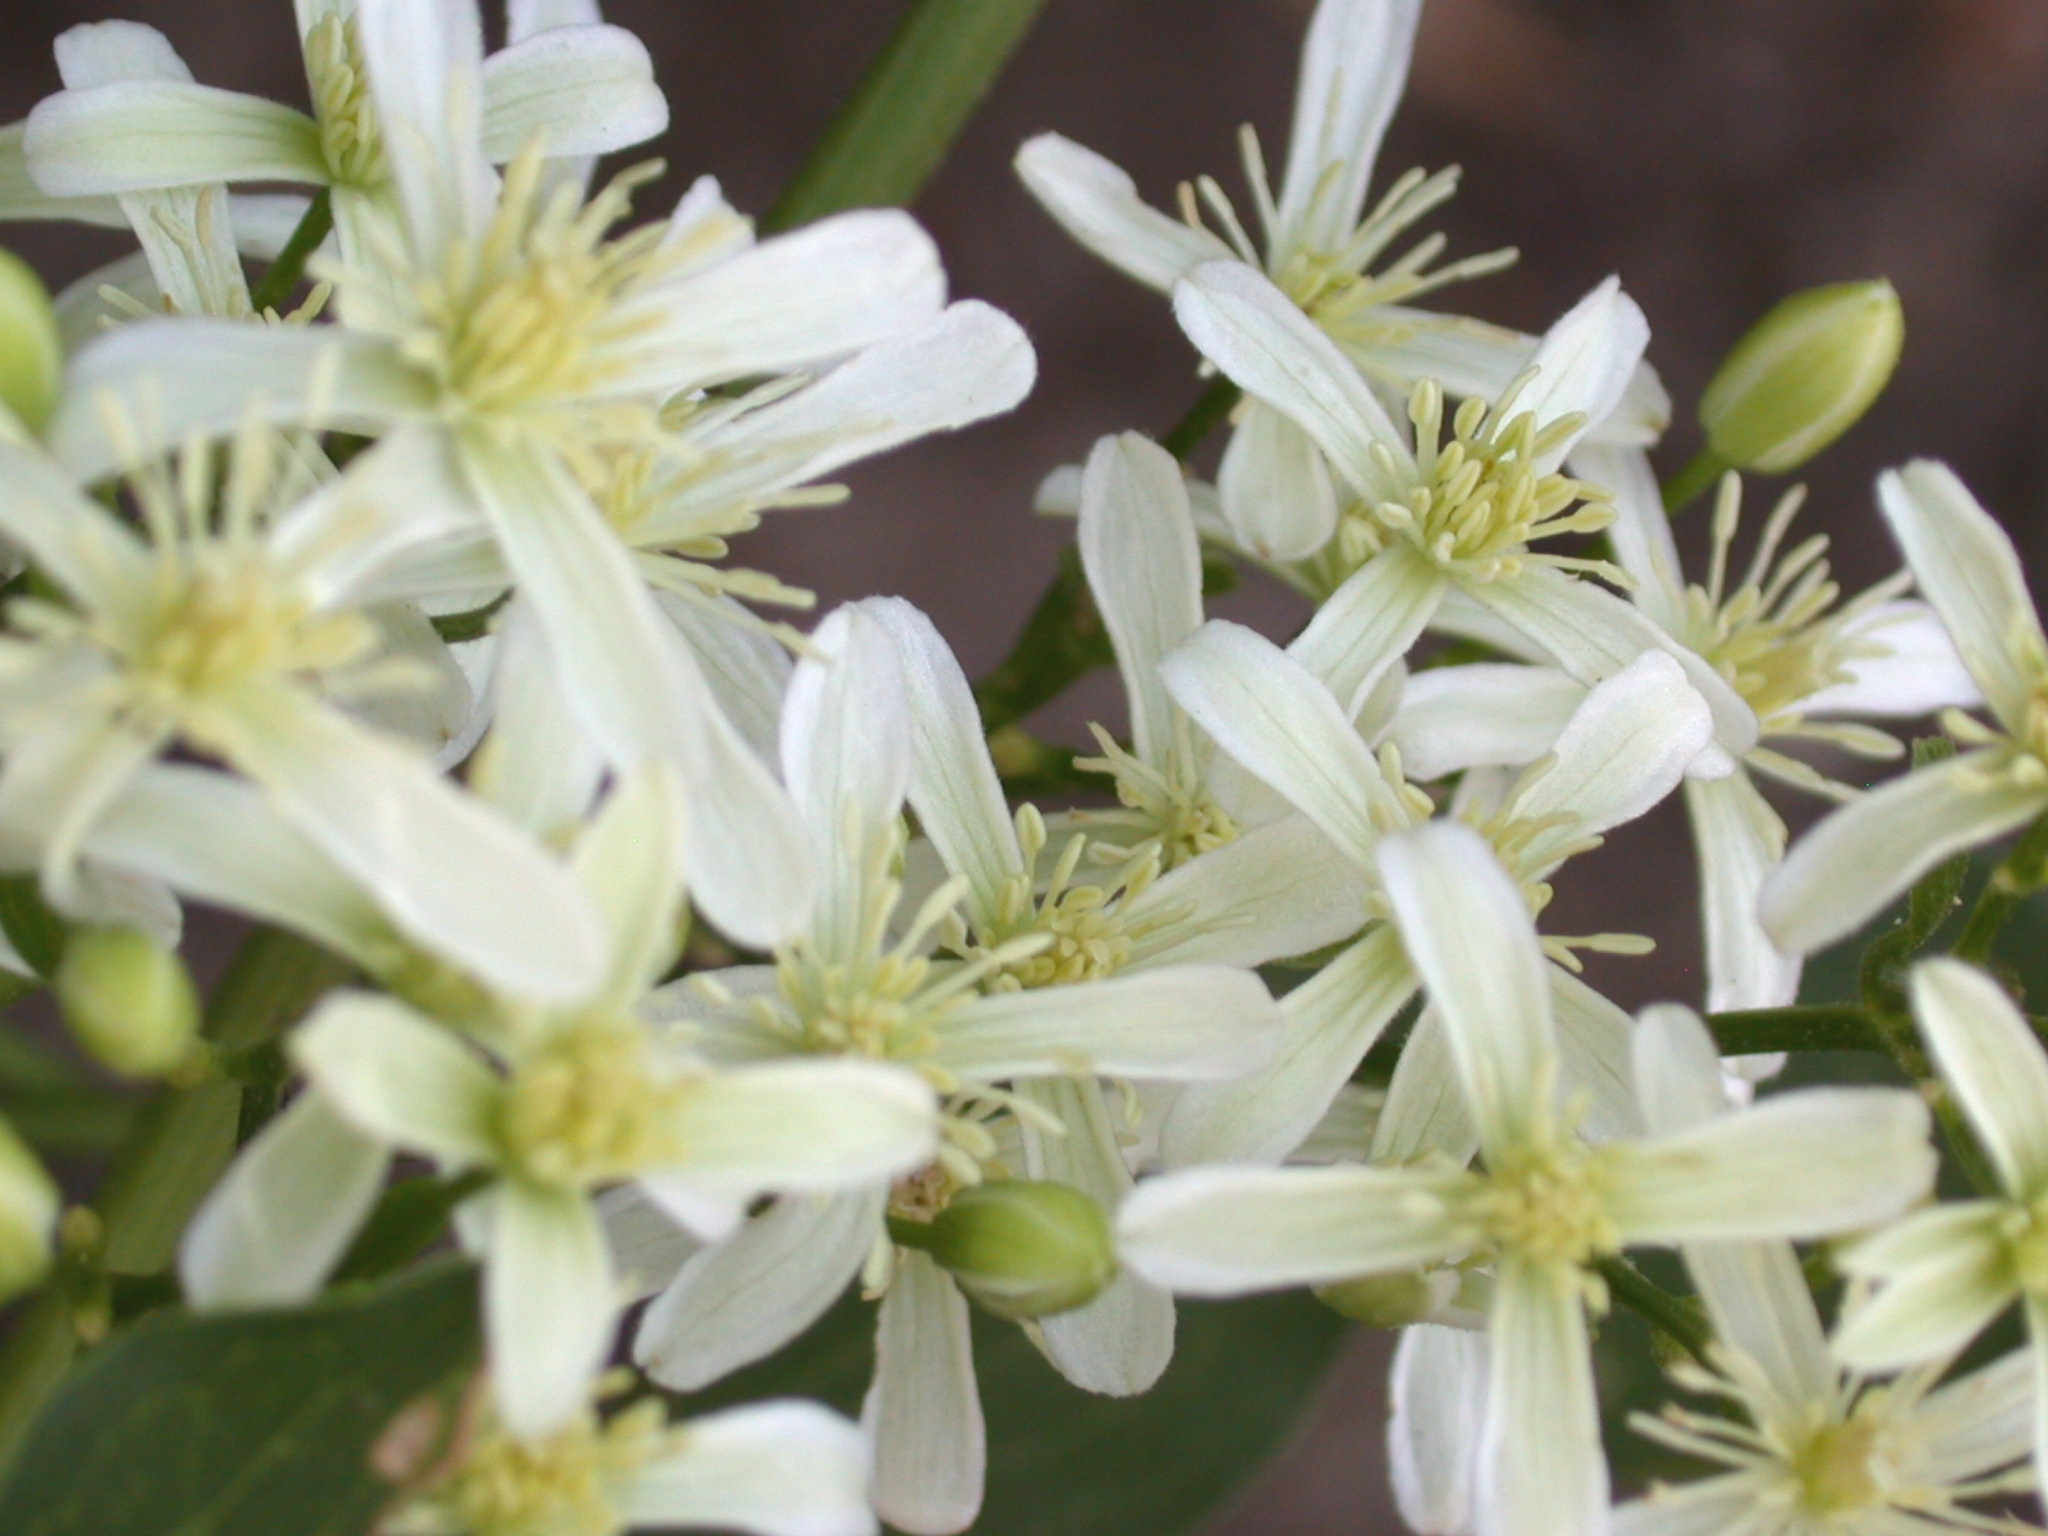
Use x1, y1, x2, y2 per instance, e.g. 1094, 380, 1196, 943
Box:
0, 3, 2040, 1536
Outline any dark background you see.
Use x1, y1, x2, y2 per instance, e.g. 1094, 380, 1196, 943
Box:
5, 2, 2047, 1529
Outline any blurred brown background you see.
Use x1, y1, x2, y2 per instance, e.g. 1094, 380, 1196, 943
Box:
6, 1, 2048, 1530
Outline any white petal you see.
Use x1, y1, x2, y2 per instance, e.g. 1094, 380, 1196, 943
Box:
0, 435, 152, 613
1118, 1162, 1468, 1295
209, 684, 610, 1002
1020, 1077, 1174, 1397
1013, 133, 1232, 293
290, 992, 502, 1168
1799, 600, 1983, 718
664, 1060, 936, 1199
618, 1401, 877, 1536
861, 598, 1024, 929
1389, 1324, 1488, 1536
1161, 620, 1410, 868
479, 24, 667, 161
483, 1181, 617, 1438
1759, 750, 2044, 957
1687, 1241, 1834, 1422
1910, 958, 2048, 1197
1276, 0, 1424, 251
572, 765, 689, 1003
1570, 444, 1686, 629
1685, 772, 1801, 1014
1546, 966, 1644, 1144
1628, 1003, 1731, 1137
866, 1253, 984, 1536
1610, 1485, 1761, 1536
1601, 1087, 1934, 1244
1376, 822, 1556, 1157
1216, 401, 1339, 563
0, 121, 123, 225
1387, 664, 1586, 782
636, 1189, 882, 1392
1078, 433, 1205, 766
1831, 1205, 2016, 1370
178, 1091, 390, 1310
1911, 1346, 2036, 1486
53, 18, 190, 85
656, 591, 790, 761
1371, 1009, 1478, 1165
1878, 461, 2048, 733
1477, 1259, 1607, 1536
930, 966, 1280, 1084
1288, 540, 1450, 717
1511, 278, 1651, 474
598, 1183, 700, 1301
466, 600, 605, 839
1158, 924, 1413, 1167
1171, 261, 1411, 497
24, 82, 324, 196
355, 0, 493, 260
608, 210, 945, 396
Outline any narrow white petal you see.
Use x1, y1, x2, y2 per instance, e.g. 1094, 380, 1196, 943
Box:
1512, 277, 1651, 473
1831, 1206, 2016, 1370
931, 966, 1279, 1084
1799, 599, 1982, 718
1275, 0, 1424, 252
1685, 772, 1800, 1014
1389, 1324, 1487, 1536
1119, 1162, 1467, 1295
636, 1189, 882, 1392
52, 18, 190, 85
1376, 822, 1556, 1157
662, 1060, 935, 1201
1216, 401, 1340, 563
1014, 133, 1232, 292
355, 0, 493, 260
1172, 261, 1411, 496
1610, 1485, 1763, 1536
479, 24, 668, 161
1547, 966, 1644, 1144
1688, 1242, 1835, 1421
0, 121, 124, 225
572, 766, 689, 1004
656, 591, 790, 761
1910, 958, 2048, 1197
1911, 1346, 2036, 1486
0, 435, 152, 613
483, 1182, 617, 1439
1477, 1259, 1606, 1536
1878, 461, 2048, 732
866, 1254, 984, 1536
1078, 432, 1205, 766
24, 82, 325, 196
1387, 664, 1586, 782
1020, 1077, 1174, 1397
1760, 751, 2044, 957
1629, 1003, 1731, 1137
1570, 444, 1686, 632
1158, 925, 1413, 1167
1287, 540, 1449, 716
1371, 1009, 1478, 1165
178, 1092, 390, 1310
290, 992, 502, 1169
507, 0, 600, 38
466, 601, 605, 839
598, 1184, 700, 1301
618, 1401, 877, 1536
1602, 1087, 1934, 1244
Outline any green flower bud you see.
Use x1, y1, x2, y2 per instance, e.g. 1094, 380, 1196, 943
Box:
1699, 279, 1904, 475
0, 248, 60, 436
909, 1180, 1117, 1320
0, 1116, 58, 1304
1313, 1268, 1458, 1328
57, 927, 201, 1078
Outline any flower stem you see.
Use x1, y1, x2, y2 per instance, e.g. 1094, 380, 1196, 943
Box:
1161, 378, 1241, 461
1952, 810, 2048, 963
1594, 1256, 1712, 1368
1660, 446, 1730, 513
247, 188, 334, 315
765, 0, 1048, 231
1704, 1003, 1880, 1055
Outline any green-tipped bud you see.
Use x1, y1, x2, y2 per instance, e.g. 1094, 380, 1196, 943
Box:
909, 1180, 1117, 1320
1699, 279, 1904, 474
0, 248, 60, 437
0, 1116, 58, 1304
1313, 1268, 1458, 1329
57, 927, 201, 1078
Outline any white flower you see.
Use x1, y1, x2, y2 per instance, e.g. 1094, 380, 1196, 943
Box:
625, 602, 1282, 1534
1831, 958, 2048, 1493
1118, 820, 1936, 1536
1016, 0, 1665, 565
1612, 1002, 2036, 1536
1762, 462, 2048, 958
380, 1386, 877, 1536
181, 761, 939, 1439
1152, 618, 1712, 1167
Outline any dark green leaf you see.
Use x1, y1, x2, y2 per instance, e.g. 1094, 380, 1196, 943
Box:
0, 876, 66, 980
0, 1258, 479, 1536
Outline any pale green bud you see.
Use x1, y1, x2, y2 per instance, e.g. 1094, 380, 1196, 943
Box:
911, 1180, 1117, 1320
0, 248, 60, 436
1699, 279, 1904, 474
0, 1116, 58, 1304
1313, 1268, 1458, 1328
57, 927, 201, 1078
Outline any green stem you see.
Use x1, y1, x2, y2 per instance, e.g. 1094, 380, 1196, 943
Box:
1595, 1256, 1712, 1368
1704, 1004, 1881, 1055
0, 1288, 75, 1472
1953, 810, 2048, 964
1160, 378, 1241, 461
765, 0, 1048, 231
1661, 446, 1730, 513
247, 188, 334, 315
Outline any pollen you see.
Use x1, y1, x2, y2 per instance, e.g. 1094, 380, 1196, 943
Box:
303, 12, 384, 190
977, 804, 1172, 990
496, 1017, 696, 1190
429, 1396, 667, 1536
1471, 1139, 1619, 1270
1073, 720, 1240, 873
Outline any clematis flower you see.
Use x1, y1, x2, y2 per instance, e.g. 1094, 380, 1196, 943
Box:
1119, 820, 1935, 1536
627, 603, 1283, 1534
1762, 462, 2048, 958
1016, 0, 1665, 565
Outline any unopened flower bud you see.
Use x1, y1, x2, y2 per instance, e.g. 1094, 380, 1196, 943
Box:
1699, 279, 1903, 475
57, 927, 201, 1078
915, 1180, 1117, 1320
0, 248, 60, 436
0, 1116, 58, 1304
1314, 1268, 1459, 1328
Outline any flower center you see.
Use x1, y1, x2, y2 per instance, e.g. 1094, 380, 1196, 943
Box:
1473, 1142, 1618, 1269
496, 1018, 694, 1190
973, 807, 1169, 990
132, 556, 368, 710
1073, 723, 1240, 873
304, 13, 384, 189
435, 1401, 666, 1536
1787, 1415, 1888, 1518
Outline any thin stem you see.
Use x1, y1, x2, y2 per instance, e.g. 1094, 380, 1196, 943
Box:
1595, 1256, 1713, 1369
1704, 1004, 1881, 1055
247, 188, 334, 315
766, 0, 1048, 231
1953, 810, 2048, 963
1161, 377, 1241, 461
1661, 446, 1730, 514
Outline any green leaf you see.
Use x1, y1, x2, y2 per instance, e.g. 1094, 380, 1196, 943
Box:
674, 1287, 1348, 1536
0, 876, 66, 980
0, 1259, 480, 1536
